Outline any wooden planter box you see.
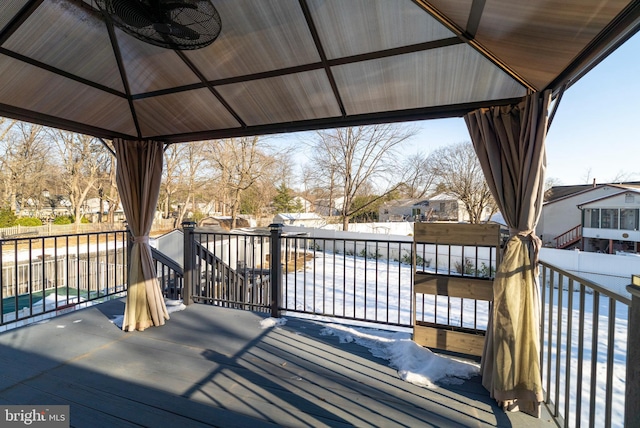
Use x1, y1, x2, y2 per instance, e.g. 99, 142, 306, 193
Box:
413, 222, 502, 357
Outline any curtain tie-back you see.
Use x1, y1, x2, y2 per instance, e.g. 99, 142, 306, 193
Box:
509, 228, 542, 266
132, 236, 150, 245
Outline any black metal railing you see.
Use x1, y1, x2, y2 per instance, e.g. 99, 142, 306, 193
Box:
280, 233, 414, 327
539, 260, 630, 428
182, 225, 271, 312
151, 246, 183, 300
177, 225, 417, 327
0, 230, 128, 327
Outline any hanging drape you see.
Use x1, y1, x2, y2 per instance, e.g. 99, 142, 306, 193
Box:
464, 90, 552, 417
114, 138, 169, 332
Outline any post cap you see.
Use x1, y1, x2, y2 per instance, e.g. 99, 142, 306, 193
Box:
182, 221, 197, 229
628, 281, 640, 298
268, 223, 284, 231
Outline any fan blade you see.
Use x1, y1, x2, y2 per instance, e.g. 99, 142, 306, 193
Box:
110, 0, 154, 29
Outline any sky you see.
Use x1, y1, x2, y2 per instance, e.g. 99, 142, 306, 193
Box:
279, 32, 640, 188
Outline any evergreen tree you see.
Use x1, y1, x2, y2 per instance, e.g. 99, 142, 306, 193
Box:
273, 183, 303, 213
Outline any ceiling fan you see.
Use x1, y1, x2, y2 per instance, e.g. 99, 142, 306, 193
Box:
94, 0, 221, 50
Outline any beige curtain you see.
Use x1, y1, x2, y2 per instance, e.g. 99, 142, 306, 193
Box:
464, 90, 552, 417
114, 138, 169, 331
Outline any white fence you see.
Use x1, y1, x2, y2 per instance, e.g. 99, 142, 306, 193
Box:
539, 247, 640, 297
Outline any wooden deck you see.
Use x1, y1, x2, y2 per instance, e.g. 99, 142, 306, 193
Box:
0, 301, 555, 427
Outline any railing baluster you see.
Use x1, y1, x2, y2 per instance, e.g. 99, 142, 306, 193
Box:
546, 269, 554, 406
605, 299, 615, 428
564, 278, 574, 428
589, 291, 599, 428
555, 273, 564, 417
576, 283, 586, 428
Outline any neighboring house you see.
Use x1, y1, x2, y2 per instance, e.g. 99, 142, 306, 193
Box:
537, 182, 640, 252
313, 197, 344, 217
378, 199, 430, 222
578, 189, 640, 253
273, 212, 325, 227
378, 193, 488, 223
427, 193, 469, 222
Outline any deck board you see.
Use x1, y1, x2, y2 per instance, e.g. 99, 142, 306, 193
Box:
0, 300, 554, 427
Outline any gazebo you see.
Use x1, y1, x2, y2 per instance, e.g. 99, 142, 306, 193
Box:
1, 0, 639, 421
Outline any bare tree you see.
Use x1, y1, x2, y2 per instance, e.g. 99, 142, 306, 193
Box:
0, 122, 50, 214
397, 152, 437, 199
544, 177, 563, 192
204, 137, 279, 229
581, 168, 594, 185
173, 142, 208, 227
310, 124, 415, 230
52, 130, 110, 224
93, 140, 119, 224
431, 141, 496, 224
161, 143, 189, 221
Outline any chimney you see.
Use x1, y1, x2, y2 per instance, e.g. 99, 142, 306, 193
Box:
592, 178, 596, 188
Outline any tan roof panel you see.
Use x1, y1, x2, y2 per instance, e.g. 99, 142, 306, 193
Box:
333, 45, 526, 116
0, 53, 135, 135
185, 0, 320, 81
0, 0, 637, 142
4, 1, 123, 92
218, 70, 342, 126
309, 0, 453, 59
134, 88, 240, 138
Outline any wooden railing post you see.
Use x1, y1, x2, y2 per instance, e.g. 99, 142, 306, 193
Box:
269, 223, 283, 318
182, 221, 196, 306
626, 275, 640, 428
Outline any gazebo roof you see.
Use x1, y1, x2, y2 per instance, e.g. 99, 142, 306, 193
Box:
0, 0, 638, 143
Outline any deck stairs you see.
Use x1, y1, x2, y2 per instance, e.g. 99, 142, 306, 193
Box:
554, 225, 582, 249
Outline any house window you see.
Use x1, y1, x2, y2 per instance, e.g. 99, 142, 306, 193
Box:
620, 209, 638, 230
601, 208, 619, 229
584, 208, 600, 228
625, 194, 635, 203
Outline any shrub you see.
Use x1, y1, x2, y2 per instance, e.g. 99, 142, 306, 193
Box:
15, 217, 42, 226
191, 210, 206, 223
53, 215, 73, 225
454, 258, 476, 276
359, 248, 382, 259
0, 208, 17, 228
477, 262, 493, 278
53, 215, 90, 224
